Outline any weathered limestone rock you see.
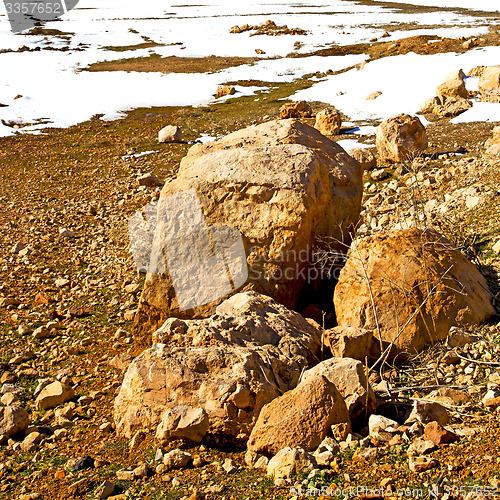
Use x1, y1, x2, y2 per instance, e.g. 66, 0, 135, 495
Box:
247, 375, 349, 456
301, 357, 376, 419
334, 228, 494, 352
420, 95, 472, 117
348, 148, 377, 170
115, 292, 322, 440
376, 114, 428, 163
155, 405, 209, 445
314, 107, 342, 136
158, 125, 182, 143
478, 66, 500, 103
133, 119, 362, 337
324, 325, 373, 361
279, 101, 312, 119
436, 79, 468, 99
215, 85, 236, 99
35, 381, 74, 411
267, 447, 316, 479
0, 406, 29, 440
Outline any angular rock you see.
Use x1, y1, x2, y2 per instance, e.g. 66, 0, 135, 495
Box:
407, 438, 436, 456
408, 456, 438, 472
247, 375, 349, 456
279, 101, 312, 119
215, 85, 236, 99
267, 447, 316, 479
352, 447, 377, 463
334, 228, 494, 352
35, 381, 74, 411
348, 148, 377, 170
138, 172, 162, 188
427, 388, 471, 407
436, 79, 468, 99
424, 421, 458, 446
482, 389, 500, 408
478, 66, 500, 103
406, 401, 449, 426
314, 107, 342, 136
155, 405, 209, 445
325, 326, 373, 361
134, 119, 362, 336
376, 114, 428, 163
163, 449, 192, 470
115, 292, 323, 440
0, 405, 29, 440
158, 125, 182, 143
301, 357, 376, 419
447, 327, 479, 348
368, 415, 399, 435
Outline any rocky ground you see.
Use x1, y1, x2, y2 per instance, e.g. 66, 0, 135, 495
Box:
1, 17, 500, 500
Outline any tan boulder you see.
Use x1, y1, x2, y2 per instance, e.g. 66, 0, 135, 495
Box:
35, 381, 74, 411
114, 291, 323, 440
348, 148, 377, 170
247, 375, 349, 456
478, 66, 500, 103
0, 405, 29, 440
267, 447, 316, 479
215, 85, 236, 99
376, 114, 428, 163
133, 119, 362, 337
436, 79, 468, 99
420, 95, 472, 117
279, 101, 312, 119
314, 107, 342, 136
158, 125, 182, 143
301, 357, 376, 419
324, 325, 373, 361
334, 228, 494, 353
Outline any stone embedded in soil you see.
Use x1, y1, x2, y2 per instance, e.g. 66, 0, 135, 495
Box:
158, 125, 182, 143
424, 421, 459, 445
266, 447, 316, 479
35, 381, 74, 411
0, 405, 29, 440
407, 438, 436, 456
408, 456, 439, 473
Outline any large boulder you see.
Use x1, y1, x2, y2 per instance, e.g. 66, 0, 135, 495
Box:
133, 119, 362, 338
478, 66, 500, 103
334, 228, 494, 353
301, 357, 377, 420
436, 79, 468, 100
420, 95, 472, 118
114, 292, 323, 440
247, 374, 349, 456
376, 114, 428, 163
0, 406, 29, 440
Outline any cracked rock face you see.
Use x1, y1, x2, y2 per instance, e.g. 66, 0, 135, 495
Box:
133, 119, 362, 339
114, 291, 323, 441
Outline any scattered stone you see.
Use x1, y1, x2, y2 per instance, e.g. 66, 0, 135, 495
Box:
408, 456, 438, 472
368, 415, 399, 434
163, 449, 192, 470
352, 447, 378, 463
215, 85, 236, 99
348, 148, 377, 170
97, 480, 115, 499
279, 101, 312, 119
406, 401, 450, 426
366, 91, 382, 100
436, 79, 469, 99
158, 125, 182, 143
133, 463, 148, 479
447, 327, 479, 348
59, 228, 75, 238
407, 438, 436, 456
314, 107, 342, 135
424, 422, 458, 446
138, 172, 162, 188
267, 447, 316, 479
73, 456, 95, 471
116, 469, 135, 481
0, 405, 29, 439
371, 168, 390, 181
482, 389, 500, 408
36, 381, 74, 410
376, 113, 428, 163
223, 458, 238, 474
